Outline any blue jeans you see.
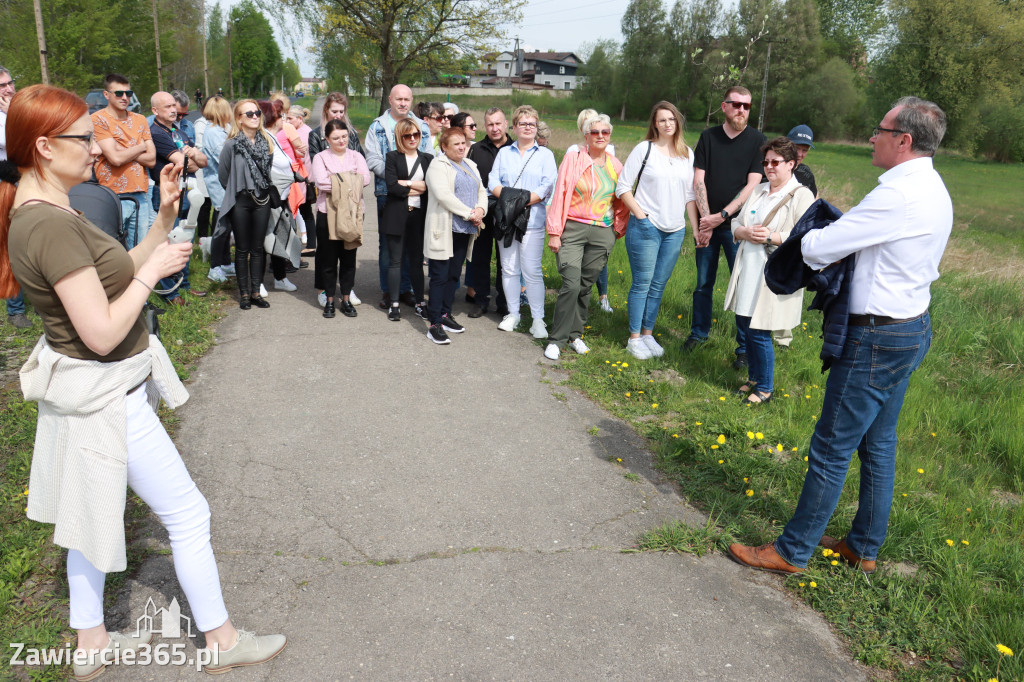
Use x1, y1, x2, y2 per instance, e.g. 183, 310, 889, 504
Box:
376, 197, 412, 294
735, 316, 775, 393
153, 184, 191, 300
595, 264, 609, 297
624, 216, 685, 333
773, 314, 932, 568
5, 291, 25, 316
120, 191, 148, 249
690, 225, 745, 354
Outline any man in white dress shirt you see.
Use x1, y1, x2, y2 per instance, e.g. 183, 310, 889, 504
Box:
728, 97, 954, 575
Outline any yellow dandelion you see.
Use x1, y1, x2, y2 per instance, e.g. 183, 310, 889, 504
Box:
831, 560, 838, 566
745, 489, 754, 497
961, 540, 969, 546
803, 456, 808, 461
719, 396, 726, 401
805, 394, 811, 399
783, 393, 790, 398
996, 644, 1013, 657
711, 444, 719, 450
966, 508, 971, 512
651, 403, 659, 409
677, 314, 682, 319
625, 392, 631, 397
930, 432, 936, 437
617, 270, 623, 274
945, 539, 954, 547
616, 458, 622, 462
621, 362, 629, 368
672, 434, 679, 438
776, 444, 783, 452
809, 581, 817, 588
605, 360, 610, 364
917, 468, 924, 474
747, 431, 755, 439
638, 390, 644, 394
902, 493, 907, 497
798, 582, 805, 587
743, 477, 749, 483
755, 432, 764, 440
822, 549, 833, 557
716, 434, 726, 444
811, 415, 817, 420
696, 421, 702, 425
718, 459, 724, 464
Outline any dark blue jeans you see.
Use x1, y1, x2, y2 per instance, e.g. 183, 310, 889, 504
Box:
5, 291, 26, 316
689, 225, 745, 355
735, 316, 774, 393
773, 313, 932, 568
427, 233, 471, 325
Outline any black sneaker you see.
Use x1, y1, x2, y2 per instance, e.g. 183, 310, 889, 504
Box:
682, 337, 704, 352
732, 353, 749, 370
388, 305, 401, 322
441, 313, 464, 333
427, 323, 450, 345
414, 302, 429, 320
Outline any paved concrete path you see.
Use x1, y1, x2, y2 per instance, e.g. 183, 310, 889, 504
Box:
103, 188, 866, 680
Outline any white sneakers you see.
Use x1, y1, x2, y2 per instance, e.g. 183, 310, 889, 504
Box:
530, 319, 548, 339
349, 290, 361, 305
221, 263, 236, 277
207, 266, 227, 283
317, 290, 327, 307
274, 278, 297, 292
544, 343, 560, 360
599, 296, 613, 313
259, 284, 268, 298
497, 314, 520, 332
641, 334, 665, 357
626, 337, 653, 359
569, 338, 590, 355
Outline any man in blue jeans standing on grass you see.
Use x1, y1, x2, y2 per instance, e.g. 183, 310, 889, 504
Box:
689, 85, 765, 368
728, 97, 953, 576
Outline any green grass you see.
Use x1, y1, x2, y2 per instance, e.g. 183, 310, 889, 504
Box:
0, 254, 229, 679
534, 141, 1024, 679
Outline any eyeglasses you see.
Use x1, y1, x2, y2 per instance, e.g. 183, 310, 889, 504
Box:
54, 133, 95, 147
108, 89, 134, 98
873, 126, 906, 137
724, 101, 752, 111
0, 78, 17, 89
588, 129, 611, 137
242, 110, 262, 119
762, 158, 788, 168
517, 122, 537, 129
465, 123, 478, 130
441, 115, 451, 121
402, 133, 421, 141
429, 116, 445, 122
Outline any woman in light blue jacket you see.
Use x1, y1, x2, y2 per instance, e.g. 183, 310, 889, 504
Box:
200, 96, 234, 282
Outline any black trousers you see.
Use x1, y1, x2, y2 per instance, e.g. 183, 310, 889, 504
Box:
385, 207, 426, 302
208, 209, 232, 267
315, 212, 357, 299
427, 232, 471, 325
197, 196, 213, 239
230, 192, 270, 297
470, 226, 506, 311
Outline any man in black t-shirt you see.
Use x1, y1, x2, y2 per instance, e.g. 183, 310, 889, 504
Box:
688, 86, 766, 367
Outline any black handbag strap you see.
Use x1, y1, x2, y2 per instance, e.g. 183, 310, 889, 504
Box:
407, 154, 423, 181
511, 149, 537, 189
631, 141, 653, 194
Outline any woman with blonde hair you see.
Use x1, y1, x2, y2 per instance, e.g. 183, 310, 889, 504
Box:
1, 84, 285, 679
215, 99, 278, 309
488, 104, 557, 338
615, 101, 699, 359
200, 95, 236, 282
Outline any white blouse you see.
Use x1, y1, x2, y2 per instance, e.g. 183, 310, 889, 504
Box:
615, 141, 695, 233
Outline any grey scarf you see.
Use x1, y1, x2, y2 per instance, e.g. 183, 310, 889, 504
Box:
235, 132, 272, 193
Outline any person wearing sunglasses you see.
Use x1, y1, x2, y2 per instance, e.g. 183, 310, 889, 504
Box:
1, 84, 286, 679
723, 137, 814, 405
686, 85, 766, 368
450, 112, 477, 145
416, 101, 446, 156
543, 113, 627, 361
381, 118, 433, 321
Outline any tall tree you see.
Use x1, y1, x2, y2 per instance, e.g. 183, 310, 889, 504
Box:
289, 0, 525, 113
619, 0, 668, 119
229, 0, 283, 96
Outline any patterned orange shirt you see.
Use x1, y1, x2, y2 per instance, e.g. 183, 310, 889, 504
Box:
92, 109, 152, 194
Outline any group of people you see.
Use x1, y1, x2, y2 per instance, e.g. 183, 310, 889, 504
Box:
0, 67, 954, 675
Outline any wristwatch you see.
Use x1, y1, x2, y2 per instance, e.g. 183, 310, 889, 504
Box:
720, 209, 730, 221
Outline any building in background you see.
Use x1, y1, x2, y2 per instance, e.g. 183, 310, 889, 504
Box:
469, 51, 583, 91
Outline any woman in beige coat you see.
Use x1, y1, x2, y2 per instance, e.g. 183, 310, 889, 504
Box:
423, 126, 488, 344
724, 137, 814, 404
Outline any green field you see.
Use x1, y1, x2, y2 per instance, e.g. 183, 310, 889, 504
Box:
1, 100, 1021, 679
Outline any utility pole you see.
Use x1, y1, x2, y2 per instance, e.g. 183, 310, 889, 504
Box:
32, 0, 49, 84
758, 40, 779, 131
152, 0, 164, 91
227, 26, 234, 99
200, 0, 209, 97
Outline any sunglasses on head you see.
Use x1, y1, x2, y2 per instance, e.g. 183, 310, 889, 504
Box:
762, 158, 787, 168
108, 89, 134, 98
402, 132, 421, 141
725, 101, 751, 111
242, 110, 262, 119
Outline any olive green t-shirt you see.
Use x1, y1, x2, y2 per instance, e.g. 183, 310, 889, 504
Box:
8, 202, 149, 362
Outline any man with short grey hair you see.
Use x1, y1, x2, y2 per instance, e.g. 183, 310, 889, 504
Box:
728, 97, 953, 576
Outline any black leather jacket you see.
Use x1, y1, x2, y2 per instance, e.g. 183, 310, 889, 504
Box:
492, 187, 532, 248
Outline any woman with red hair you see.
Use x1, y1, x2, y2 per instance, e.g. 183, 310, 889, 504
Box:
0, 85, 285, 679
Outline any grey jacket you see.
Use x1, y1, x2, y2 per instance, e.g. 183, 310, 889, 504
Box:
213, 135, 270, 240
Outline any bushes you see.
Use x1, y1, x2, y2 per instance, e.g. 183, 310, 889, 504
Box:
772, 57, 865, 141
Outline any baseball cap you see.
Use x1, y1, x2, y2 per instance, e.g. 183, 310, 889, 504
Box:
787, 124, 815, 148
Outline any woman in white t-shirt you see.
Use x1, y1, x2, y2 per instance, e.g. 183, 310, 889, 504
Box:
615, 101, 699, 360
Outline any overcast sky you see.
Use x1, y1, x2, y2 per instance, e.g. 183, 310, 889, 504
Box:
220, 0, 628, 78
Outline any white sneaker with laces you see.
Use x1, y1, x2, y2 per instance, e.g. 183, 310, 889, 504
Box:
569, 338, 590, 355
317, 290, 327, 307
221, 263, 237, 277
349, 290, 361, 305
497, 314, 520, 332
627, 337, 653, 359
544, 343, 560, 360
599, 296, 613, 313
641, 334, 665, 357
207, 266, 227, 283
274, 278, 297, 292
259, 284, 268, 297
530, 319, 548, 339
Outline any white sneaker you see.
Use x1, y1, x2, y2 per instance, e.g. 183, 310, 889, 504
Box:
259, 284, 268, 297
317, 290, 327, 307
300, 232, 307, 246
599, 296, 613, 313
198, 236, 212, 261
498, 314, 520, 332
530, 318, 548, 339
274, 278, 297, 292
569, 338, 590, 355
544, 343, 560, 360
207, 266, 227, 283
221, 263, 237, 277
641, 334, 665, 357
349, 290, 361, 305
626, 337, 653, 359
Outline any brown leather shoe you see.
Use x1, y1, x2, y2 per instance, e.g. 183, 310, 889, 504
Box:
728, 542, 803, 575
185, 288, 207, 297
820, 535, 876, 574
169, 296, 188, 307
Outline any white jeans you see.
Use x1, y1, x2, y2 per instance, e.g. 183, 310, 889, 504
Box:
498, 228, 546, 320
67, 385, 228, 632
